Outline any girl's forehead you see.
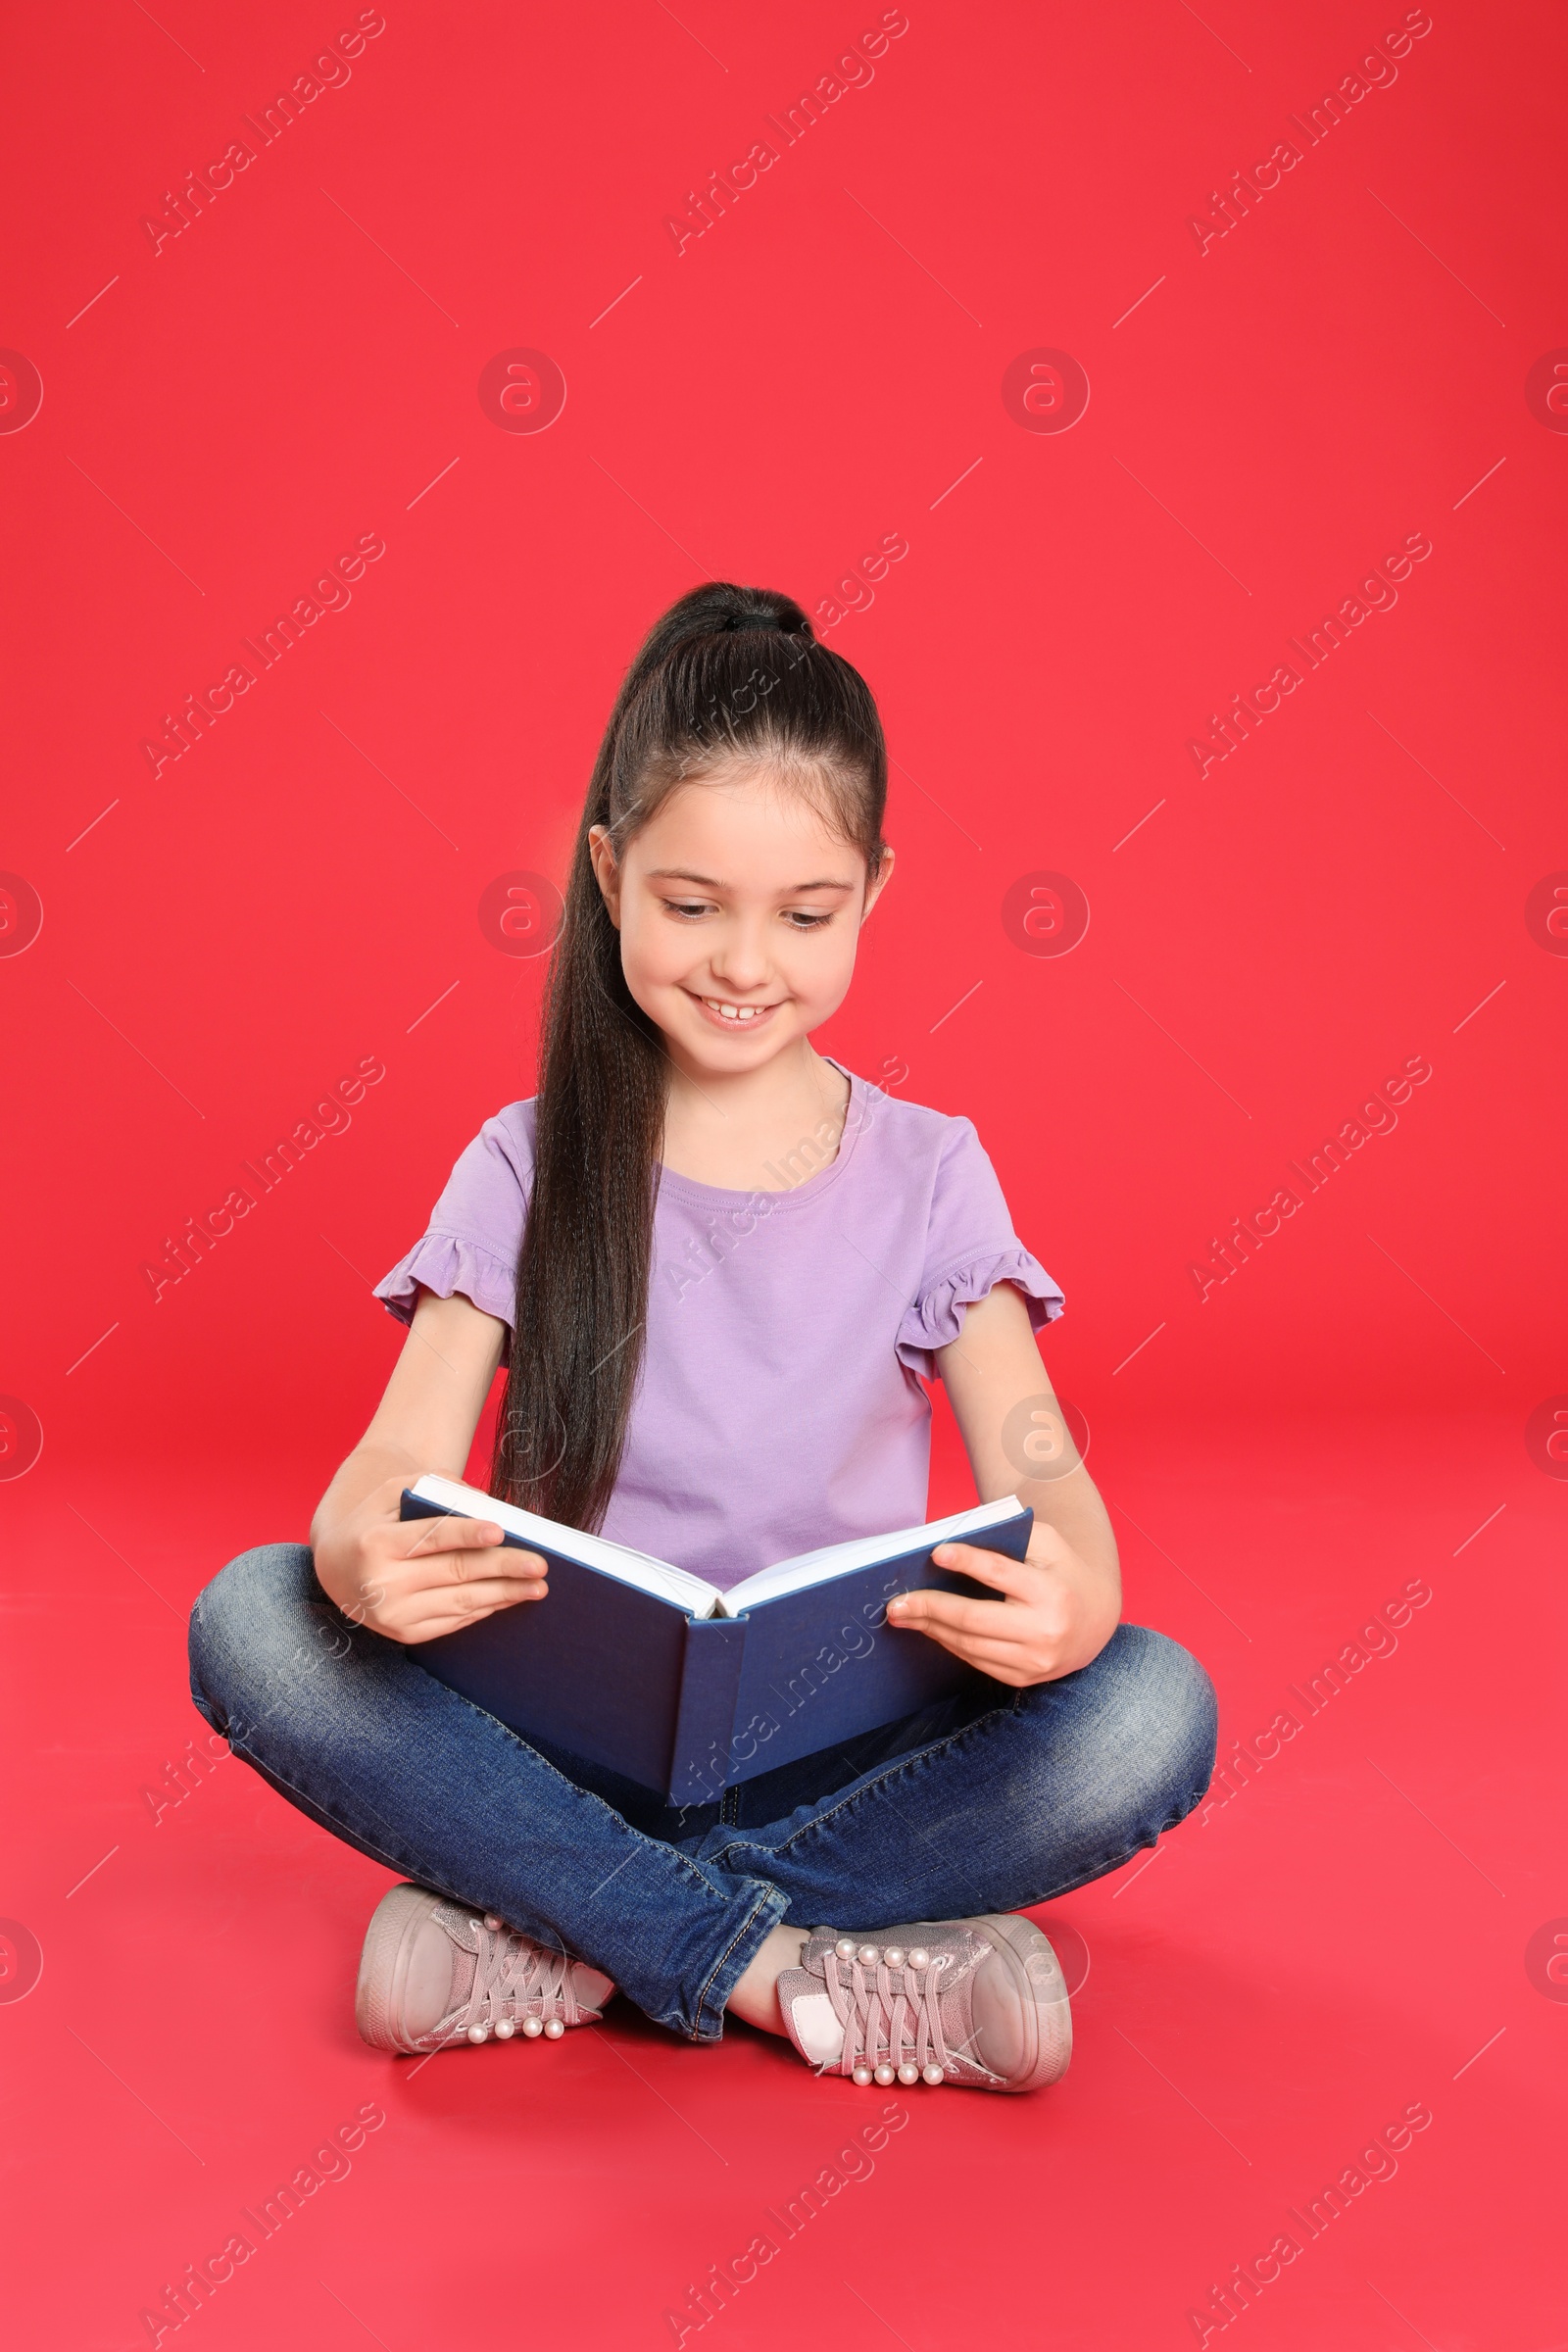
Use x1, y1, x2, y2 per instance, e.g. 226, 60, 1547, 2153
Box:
640, 766, 853, 851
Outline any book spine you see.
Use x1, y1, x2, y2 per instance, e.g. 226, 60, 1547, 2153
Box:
666, 1617, 750, 1806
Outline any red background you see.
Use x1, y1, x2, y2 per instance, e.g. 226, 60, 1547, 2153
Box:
2, 1, 1563, 2346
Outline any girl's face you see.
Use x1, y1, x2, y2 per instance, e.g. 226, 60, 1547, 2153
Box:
589, 765, 893, 1072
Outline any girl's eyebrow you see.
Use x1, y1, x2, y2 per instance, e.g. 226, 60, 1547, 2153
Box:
647, 866, 857, 895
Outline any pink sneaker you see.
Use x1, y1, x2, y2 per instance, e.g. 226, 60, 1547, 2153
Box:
775, 1913, 1071, 2093
355, 1885, 615, 2055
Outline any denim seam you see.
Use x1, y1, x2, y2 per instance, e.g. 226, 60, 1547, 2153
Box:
691, 1883, 791, 2043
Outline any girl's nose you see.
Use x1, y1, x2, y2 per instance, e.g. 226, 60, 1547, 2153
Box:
707, 920, 771, 993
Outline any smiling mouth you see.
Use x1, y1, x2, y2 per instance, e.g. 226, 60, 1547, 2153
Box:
688, 992, 780, 1028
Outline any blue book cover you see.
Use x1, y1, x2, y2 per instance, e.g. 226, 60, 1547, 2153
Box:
399, 1477, 1034, 1804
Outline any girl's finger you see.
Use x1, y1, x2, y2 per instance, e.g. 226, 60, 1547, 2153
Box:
888, 1586, 1012, 1639
402, 1516, 510, 1557
401, 1545, 548, 1592
929, 1542, 1033, 1598
395, 1593, 545, 1644
898, 1620, 1038, 1683
442, 1546, 548, 1586
897, 1614, 1029, 1669
397, 1574, 548, 1617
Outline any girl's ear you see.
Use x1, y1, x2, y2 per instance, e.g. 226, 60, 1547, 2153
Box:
860, 844, 895, 923
587, 824, 622, 929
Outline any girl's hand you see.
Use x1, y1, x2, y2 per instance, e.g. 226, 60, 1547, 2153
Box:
885, 1521, 1118, 1688
313, 1474, 549, 1645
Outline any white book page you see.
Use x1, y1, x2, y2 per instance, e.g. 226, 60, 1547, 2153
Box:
409, 1477, 722, 1619
718, 1494, 1026, 1615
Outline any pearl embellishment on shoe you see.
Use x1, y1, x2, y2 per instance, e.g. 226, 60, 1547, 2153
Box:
483, 1914, 503, 1931
544, 2017, 564, 2038
494, 2019, 514, 2039
522, 2016, 543, 2037
466, 2024, 488, 2042
822, 1932, 951, 2089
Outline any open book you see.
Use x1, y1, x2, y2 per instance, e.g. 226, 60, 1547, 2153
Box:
402, 1475, 1032, 1804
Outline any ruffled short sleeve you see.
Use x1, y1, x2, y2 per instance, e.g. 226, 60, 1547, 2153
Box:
371, 1103, 534, 1342
895, 1116, 1063, 1381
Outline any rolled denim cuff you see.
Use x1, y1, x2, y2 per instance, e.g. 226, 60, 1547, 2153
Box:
688, 1881, 792, 2043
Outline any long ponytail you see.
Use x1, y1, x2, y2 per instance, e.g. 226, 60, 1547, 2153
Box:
492, 582, 888, 1531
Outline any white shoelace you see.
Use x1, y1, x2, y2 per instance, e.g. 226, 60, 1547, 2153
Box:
438, 1915, 584, 2046
817, 1940, 980, 2086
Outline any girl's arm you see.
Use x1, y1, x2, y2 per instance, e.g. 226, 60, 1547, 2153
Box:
885, 1282, 1122, 1685
310, 1289, 548, 1643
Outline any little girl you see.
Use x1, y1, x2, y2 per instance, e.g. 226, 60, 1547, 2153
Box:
190, 584, 1216, 2094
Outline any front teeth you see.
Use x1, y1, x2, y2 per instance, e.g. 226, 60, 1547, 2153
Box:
706, 1000, 766, 1022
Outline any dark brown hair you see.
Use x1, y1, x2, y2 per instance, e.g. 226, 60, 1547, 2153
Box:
491, 582, 888, 1530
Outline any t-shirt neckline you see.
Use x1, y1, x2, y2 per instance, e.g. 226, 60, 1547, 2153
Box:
654, 1057, 865, 1213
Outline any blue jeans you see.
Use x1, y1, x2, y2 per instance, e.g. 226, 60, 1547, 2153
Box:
189, 1544, 1216, 2043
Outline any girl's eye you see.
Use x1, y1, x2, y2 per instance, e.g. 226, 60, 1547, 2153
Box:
662, 900, 833, 928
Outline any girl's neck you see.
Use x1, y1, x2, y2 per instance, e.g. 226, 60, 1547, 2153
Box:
659, 1040, 851, 1194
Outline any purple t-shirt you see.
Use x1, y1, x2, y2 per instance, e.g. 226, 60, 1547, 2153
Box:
373, 1059, 1063, 1591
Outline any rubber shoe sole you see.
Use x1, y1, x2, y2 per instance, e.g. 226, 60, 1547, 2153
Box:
969, 1912, 1073, 2091
356, 1885, 444, 2053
